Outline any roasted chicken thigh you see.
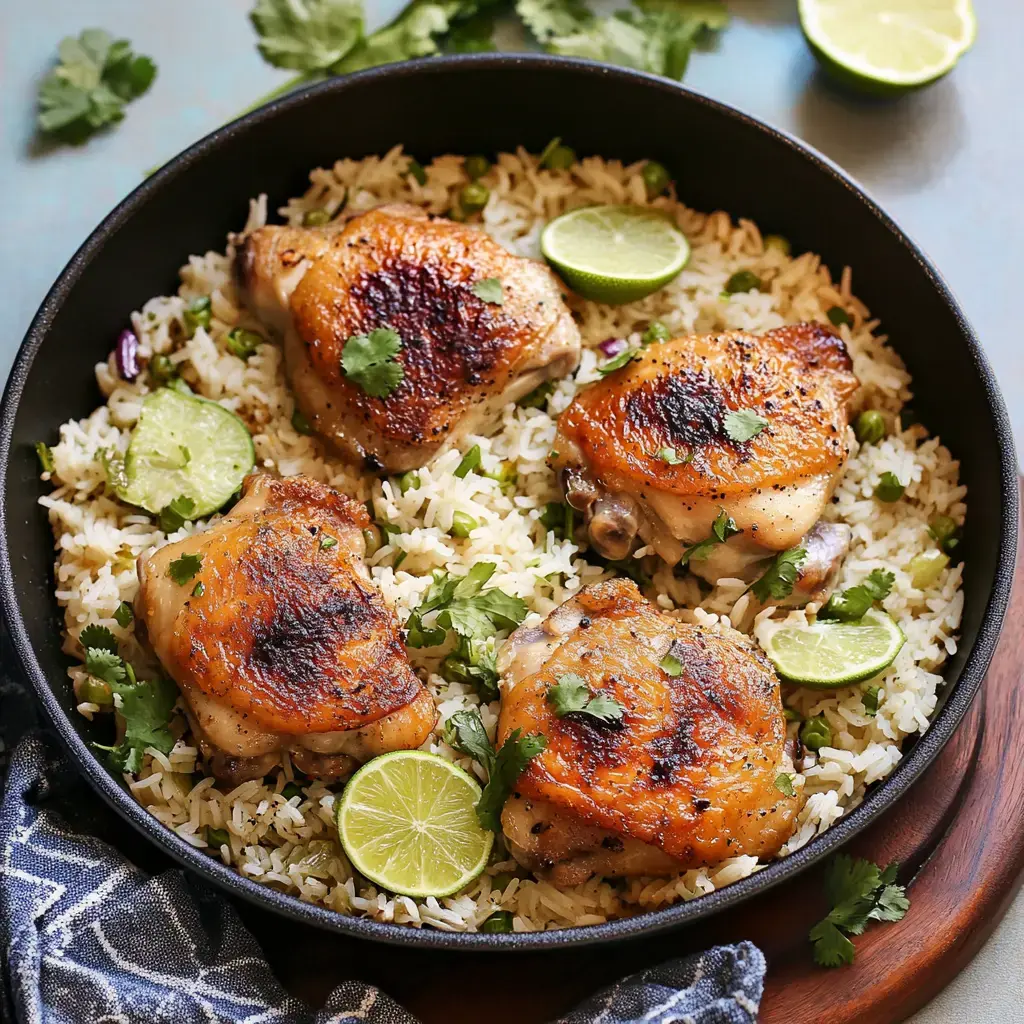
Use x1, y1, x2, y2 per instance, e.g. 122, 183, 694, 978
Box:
497, 579, 798, 885
552, 322, 860, 601
136, 474, 435, 784
236, 204, 581, 472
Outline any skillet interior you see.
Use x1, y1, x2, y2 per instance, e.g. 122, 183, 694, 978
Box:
0, 54, 1017, 950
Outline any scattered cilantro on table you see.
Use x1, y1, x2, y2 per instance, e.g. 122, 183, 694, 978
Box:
37, 29, 156, 145
809, 856, 909, 967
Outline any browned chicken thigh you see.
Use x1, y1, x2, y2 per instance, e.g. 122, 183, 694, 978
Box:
552, 323, 860, 603
497, 579, 798, 885
236, 204, 581, 473
135, 474, 435, 784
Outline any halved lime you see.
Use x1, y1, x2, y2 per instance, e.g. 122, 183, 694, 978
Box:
336, 750, 493, 898
759, 608, 906, 688
540, 205, 690, 305
799, 0, 976, 94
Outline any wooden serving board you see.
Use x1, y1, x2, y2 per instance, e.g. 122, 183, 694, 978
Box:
237, 485, 1024, 1024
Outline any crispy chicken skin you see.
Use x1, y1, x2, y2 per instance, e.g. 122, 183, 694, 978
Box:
497, 579, 798, 885
135, 474, 435, 784
236, 204, 581, 472
553, 323, 859, 599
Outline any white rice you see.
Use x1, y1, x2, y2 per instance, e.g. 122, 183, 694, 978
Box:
38, 145, 965, 932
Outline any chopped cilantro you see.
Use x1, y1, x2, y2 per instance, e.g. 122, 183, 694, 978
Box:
191, 581, 205, 598
597, 347, 638, 376
548, 673, 624, 724
183, 296, 212, 338
291, 408, 314, 435
167, 553, 203, 585
341, 327, 404, 398
320, 535, 338, 550
476, 729, 548, 832
659, 648, 683, 677
809, 856, 908, 967
226, 328, 263, 360
750, 547, 807, 603
862, 685, 882, 717
472, 277, 504, 305
113, 601, 133, 628
442, 708, 496, 777
680, 509, 740, 566
518, 380, 555, 409
80, 624, 118, 654
818, 569, 895, 622
775, 773, 795, 797
35, 442, 55, 474
441, 636, 500, 702
158, 495, 196, 534
454, 444, 482, 479
724, 408, 768, 443
37, 29, 157, 145
656, 446, 691, 465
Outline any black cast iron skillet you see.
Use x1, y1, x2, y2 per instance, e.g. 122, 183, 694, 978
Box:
1, 55, 1017, 950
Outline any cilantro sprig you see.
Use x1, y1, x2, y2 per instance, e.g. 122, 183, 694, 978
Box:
679, 509, 740, 567
442, 708, 547, 832
37, 30, 156, 145
547, 673, 624, 724
341, 327, 404, 399
750, 547, 808, 603
818, 569, 894, 622
158, 495, 196, 534
809, 856, 909, 967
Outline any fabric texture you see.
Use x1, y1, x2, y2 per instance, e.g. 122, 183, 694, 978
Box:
0, 687, 765, 1023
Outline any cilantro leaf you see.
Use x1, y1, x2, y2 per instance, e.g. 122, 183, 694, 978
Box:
809, 855, 909, 967
659, 647, 682, 677
472, 277, 504, 305
37, 30, 156, 144
547, 673, 625, 724
95, 676, 178, 774
441, 636, 501, 702
516, 0, 592, 42
341, 327, 404, 398
818, 568, 895, 622
80, 624, 118, 654
656, 447, 692, 465
680, 509, 740, 566
862, 684, 881, 717
158, 495, 196, 534
750, 547, 807, 603
167, 553, 203, 586
113, 601, 134, 628
251, 0, 364, 72
724, 408, 768, 443
597, 346, 639, 376
442, 708, 496, 776
775, 772, 795, 797
36, 442, 55, 473
85, 647, 128, 686
476, 728, 548, 832
446, 11, 497, 51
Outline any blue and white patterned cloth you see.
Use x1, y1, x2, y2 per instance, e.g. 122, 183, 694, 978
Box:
0, 695, 765, 1023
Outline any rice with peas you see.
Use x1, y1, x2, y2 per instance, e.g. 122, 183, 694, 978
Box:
38, 145, 965, 932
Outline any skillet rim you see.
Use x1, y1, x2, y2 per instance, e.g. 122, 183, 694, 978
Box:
1, 53, 1017, 951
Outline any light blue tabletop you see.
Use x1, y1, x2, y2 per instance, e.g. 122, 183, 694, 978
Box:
2, 0, 1022, 1019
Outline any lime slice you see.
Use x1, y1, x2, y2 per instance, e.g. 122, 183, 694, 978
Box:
799, 0, 976, 94
336, 750, 493, 898
759, 608, 906, 688
541, 205, 690, 305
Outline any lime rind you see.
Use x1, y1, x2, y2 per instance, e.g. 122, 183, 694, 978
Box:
336, 750, 494, 899
759, 607, 906, 689
799, 0, 976, 91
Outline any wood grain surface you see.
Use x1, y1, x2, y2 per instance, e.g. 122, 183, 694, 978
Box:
238, 489, 1023, 1023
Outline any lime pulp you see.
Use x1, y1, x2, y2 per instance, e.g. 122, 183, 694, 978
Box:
335, 750, 493, 898
540, 205, 690, 306
759, 607, 906, 688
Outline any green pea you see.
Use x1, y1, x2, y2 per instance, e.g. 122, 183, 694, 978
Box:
539, 137, 575, 170
291, 408, 313, 435
302, 208, 331, 227
642, 320, 671, 347
460, 182, 490, 214
149, 353, 177, 386
928, 514, 960, 555
281, 782, 303, 801
226, 328, 263, 361
854, 410, 886, 445
398, 471, 420, 494
406, 159, 427, 186
362, 526, 381, 557
464, 154, 491, 180
723, 270, 761, 295
641, 160, 671, 199
800, 715, 832, 752
480, 910, 515, 933
206, 827, 230, 848
450, 511, 478, 538
827, 305, 852, 327
183, 296, 212, 338
874, 472, 905, 503
908, 550, 949, 589
518, 380, 555, 409
763, 234, 791, 256
80, 678, 113, 706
